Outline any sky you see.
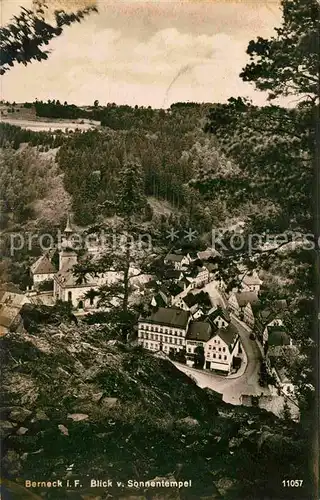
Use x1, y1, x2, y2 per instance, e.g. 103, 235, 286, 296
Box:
0, 0, 282, 108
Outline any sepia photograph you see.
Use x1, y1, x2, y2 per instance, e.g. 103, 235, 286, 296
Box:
0, 0, 319, 499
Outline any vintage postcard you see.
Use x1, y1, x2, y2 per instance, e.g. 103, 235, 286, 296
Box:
0, 0, 318, 499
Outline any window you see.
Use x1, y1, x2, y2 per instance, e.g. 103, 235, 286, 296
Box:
224, 355, 227, 360
160, 328, 163, 333
218, 347, 221, 352
223, 347, 226, 352
160, 335, 163, 342
188, 348, 191, 353
145, 342, 149, 348
68, 291, 72, 302
151, 334, 154, 340
219, 355, 222, 359
145, 325, 149, 331
155, 334, 158, 341
165, 328, 168, 333
213, 354, 216, 358
212, 346, 216, 351
150, 326, 154, 332
174, 338, 177, 344
209, 346, 212, 350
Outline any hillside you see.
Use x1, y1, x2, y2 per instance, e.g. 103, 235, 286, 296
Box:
1, 321, 310, 500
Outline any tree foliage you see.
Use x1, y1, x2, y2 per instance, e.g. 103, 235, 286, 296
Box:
0, 1, 97, 75
240, 0, 319, 100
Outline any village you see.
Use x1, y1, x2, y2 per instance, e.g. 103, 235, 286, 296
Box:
0, 216, 299, 420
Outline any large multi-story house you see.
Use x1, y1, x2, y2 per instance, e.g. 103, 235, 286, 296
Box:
137, 307, 191, 354
204, 324, 240, 373
138, 307, 242, 374
185, 321, 213, 357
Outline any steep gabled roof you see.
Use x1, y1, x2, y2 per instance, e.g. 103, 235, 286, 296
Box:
241, 272, 262, 286
183, 293, 198, 308
186, 321, 212, 342
234, 291, 259, 307
167, 283, 184, 298
151, 293, 168, 308
31, 255, 55, 275
208, 306, 230, 322
267, 326, 291, 346
142, 307, 190, 328
165, 253, 185, 263
214, 324, 238, 346
164, 269, 182, 280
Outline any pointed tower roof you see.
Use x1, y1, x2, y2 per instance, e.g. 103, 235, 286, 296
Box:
64, 214, 73, 234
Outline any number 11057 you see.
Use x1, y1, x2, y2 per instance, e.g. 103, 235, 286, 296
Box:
282, 480, 303, 487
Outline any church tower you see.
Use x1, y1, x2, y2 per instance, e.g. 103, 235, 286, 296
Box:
59, 214, 78, 271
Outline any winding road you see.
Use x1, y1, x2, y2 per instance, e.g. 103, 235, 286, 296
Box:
173, 314, 269, 405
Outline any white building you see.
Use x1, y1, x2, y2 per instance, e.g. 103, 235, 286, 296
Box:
53, 217, 105, 310
138, 306, 242, 375
138, 307, 191, 354
187, 264, 210, 288
164, 253, 191, 271
30, 255, 56, 286
204, 324, 240, 373
239, 271, 263, 293
266, 345, 298, 396
207, 306, 231, 329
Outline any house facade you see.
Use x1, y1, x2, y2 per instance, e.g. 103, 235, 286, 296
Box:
185, 321, 212, 361
228, 291, 258, 327
30, 255, 56, 286
266, 345, 297, 396
53, 218, 102, 309
239, 271, 263, 293
207, 306, 230, 329
204, 324, 240, 373
164, 253, 191, 270
138, 308, 191, 354
243, 302, 255, 327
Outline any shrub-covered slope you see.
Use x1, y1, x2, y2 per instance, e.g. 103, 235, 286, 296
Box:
1, 324, 310, 500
